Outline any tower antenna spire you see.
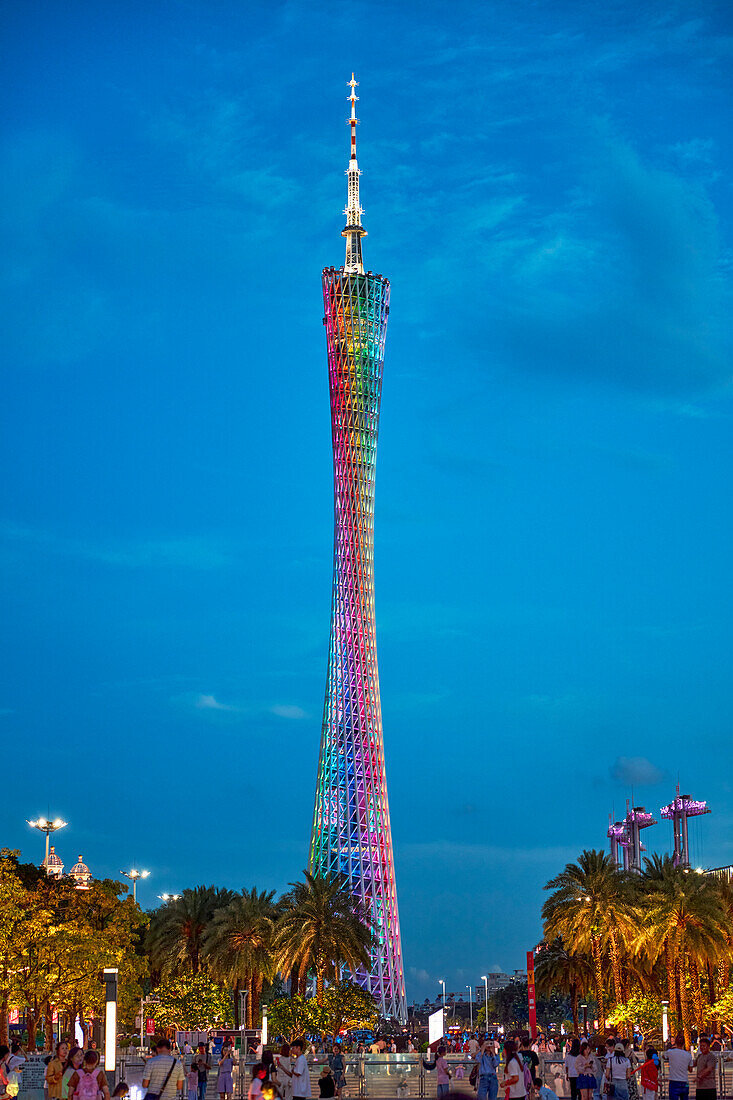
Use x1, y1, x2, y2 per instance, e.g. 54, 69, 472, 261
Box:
342, 73, 366, 273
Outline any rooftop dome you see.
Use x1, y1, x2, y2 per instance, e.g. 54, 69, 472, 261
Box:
43, 845, 64, 876
69, 854, 92, 889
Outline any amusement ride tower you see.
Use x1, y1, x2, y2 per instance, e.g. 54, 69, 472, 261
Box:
309, 77, 407, 1022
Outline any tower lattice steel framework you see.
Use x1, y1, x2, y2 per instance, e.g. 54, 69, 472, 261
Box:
309, 76, 407, 1022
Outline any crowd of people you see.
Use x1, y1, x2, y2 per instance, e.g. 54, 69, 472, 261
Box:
0, 1039, 130, 1100
4, 1027, 733, 1100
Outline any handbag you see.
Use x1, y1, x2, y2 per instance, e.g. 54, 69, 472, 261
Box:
145, 1057, 178, 1100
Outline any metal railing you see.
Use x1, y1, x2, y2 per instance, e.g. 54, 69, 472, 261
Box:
111, 1052, 733, 1100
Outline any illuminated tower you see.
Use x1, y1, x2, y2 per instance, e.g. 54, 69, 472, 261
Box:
660, 786, 711, 868
309, 76, 407, 1022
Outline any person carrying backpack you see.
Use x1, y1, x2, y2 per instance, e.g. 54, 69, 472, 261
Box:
67, 1051, 110, 1100
502, 1041, 527, 1100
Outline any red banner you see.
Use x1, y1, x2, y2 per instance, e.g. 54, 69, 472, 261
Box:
527, 950, 537, 1039
146, 1018, 155, 1035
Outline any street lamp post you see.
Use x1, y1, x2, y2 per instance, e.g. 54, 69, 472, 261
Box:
438, 979, 446, 1014
581, 1004, 588, 1035
27, 817, 67, 871
240, 989, 249, 1038
466, 986, 473, 1030
661, 1000, 669, 1044
481, 976, 489, 1036
120, 868, 150, 904
103, 969, 118, 1083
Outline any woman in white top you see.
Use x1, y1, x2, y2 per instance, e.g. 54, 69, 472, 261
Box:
565, 1038, 581, 1100
605, 1045, 632, 1100
501, 1040, 526, 1100
275, 1044, 293, 1100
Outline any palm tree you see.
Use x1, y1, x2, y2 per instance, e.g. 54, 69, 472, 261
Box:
712, 876, 733, 1021
641, 856, 729, 1046
534, 938, 592, 1034
273, 871, 373, 1006
203, 888, 277, 1028
543, 849, 637, 1028
147, 886, 235, 976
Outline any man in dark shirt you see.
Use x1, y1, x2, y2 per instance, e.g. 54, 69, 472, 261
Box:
520, 1037, 541, 1089
194, 1043, 210, 1100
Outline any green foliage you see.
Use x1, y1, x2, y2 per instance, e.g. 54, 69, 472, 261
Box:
267, 994, 313, 1043
711, 986, 733, 1028
0, 851, 147, 1045
607, 993, 662, 1035
320, 981, 379, 1037
147, 972, 234, 1030
268, 981, 378, 1042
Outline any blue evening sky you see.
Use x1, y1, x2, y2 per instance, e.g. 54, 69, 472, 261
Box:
2, 0, 732, 1003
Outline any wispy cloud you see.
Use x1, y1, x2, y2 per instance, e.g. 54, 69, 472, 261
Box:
400, 840, 577, 866
485, 126, 733, 394
1, 522, 231, 570
195, 694, 239, 712
610, 756, 667, 786
269, 704, 308, 720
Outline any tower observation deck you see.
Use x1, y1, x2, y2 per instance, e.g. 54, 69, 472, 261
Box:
309, 76, 407, 1022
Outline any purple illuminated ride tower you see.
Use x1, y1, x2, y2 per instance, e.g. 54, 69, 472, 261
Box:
308, 76, 407, 1022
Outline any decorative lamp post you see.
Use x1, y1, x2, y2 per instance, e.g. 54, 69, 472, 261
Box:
103, 968, 118, 1080
581, 1003, 588, 1035
661, 1001, 669, 1044
120, 868, 150, 904
438, 979, 446, 1013
481, 976, 489, 1035
466, 985, 473, 1030
27, 817, 67, 872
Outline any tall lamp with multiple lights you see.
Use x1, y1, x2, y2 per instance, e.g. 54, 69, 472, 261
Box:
157, 894, 181, 902
120, 868, 150, 904
27, 817, 67, 871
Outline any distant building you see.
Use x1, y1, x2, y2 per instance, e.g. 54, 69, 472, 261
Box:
69, 854, 92, 890
477, 970, 527, 1001
706, 865, 733, 884
42, 845, 64, 877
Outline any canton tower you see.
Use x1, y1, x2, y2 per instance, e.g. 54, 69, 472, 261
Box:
309, 76, 407, 1022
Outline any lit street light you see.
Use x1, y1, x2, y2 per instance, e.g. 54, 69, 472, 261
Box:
120, 868, 150, 903
157, 894, 181, 902
481, 975, 489, 1035
27, 817, 67, 872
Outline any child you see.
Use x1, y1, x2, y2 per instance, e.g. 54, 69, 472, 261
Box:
249, 1064, 267, 1100
318, 1068, 335, 1099
455, 1065, 465, 1081
112, 1085, 129, 1100
188, 1061, 199, 1100
537, 1086, 560, 1100
639, 1049, 658, 1100
68, 1051, 109, 1100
